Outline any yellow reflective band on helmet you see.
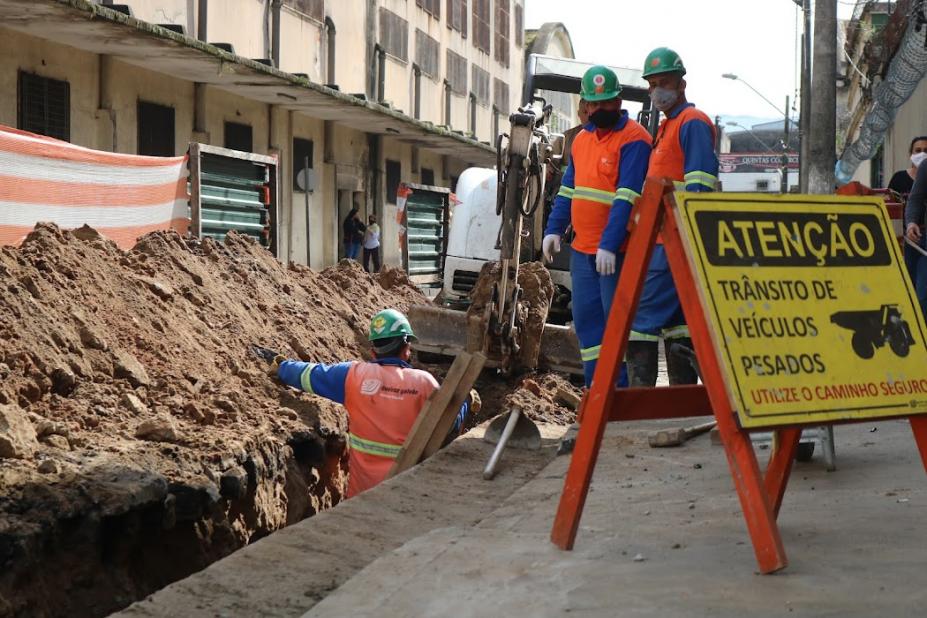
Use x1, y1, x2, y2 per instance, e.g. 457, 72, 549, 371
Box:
614, 187, 641, 204
629, 331, 660, 342
573, 185, 615, 205
300, 364, 318, 394
663, 325, 691, 339
580, 345, 601, 361
348, 433, 402, 459
557, 186, 575, 199
684, 171, 717, 189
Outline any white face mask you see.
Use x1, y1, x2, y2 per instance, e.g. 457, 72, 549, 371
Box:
912, 152, 927, 168
650, 87, 679, 112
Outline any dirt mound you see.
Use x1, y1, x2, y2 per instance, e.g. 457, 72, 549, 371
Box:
465, 261, 554, 370
0, 224, 427, 617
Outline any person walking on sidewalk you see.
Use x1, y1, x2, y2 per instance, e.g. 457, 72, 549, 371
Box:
363, 214, 381, 273
627, 47, 719, 387
271, 309, 478, 497
541, 65, 652, 387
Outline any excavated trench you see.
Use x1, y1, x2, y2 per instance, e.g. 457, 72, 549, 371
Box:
0, 225, 579, 617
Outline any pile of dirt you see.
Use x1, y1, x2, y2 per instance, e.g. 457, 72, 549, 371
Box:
0, 224, 427, 617
483, 373, 580, 426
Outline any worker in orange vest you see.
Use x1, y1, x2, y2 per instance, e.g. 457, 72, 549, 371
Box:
542, 65, 652, 386
628, 47, 719, 386
272, 309, 477, 497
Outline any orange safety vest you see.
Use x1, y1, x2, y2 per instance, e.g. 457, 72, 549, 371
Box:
342, 362, 438, 497
567, 121, 653, 254
649, 105, 717, 190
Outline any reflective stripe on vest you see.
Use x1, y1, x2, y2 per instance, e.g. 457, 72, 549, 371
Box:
300, 364, 318, 394
348, 432, 402, 459
649, 106, 716, 186
568, 120, 653, 254
558, 186, 575, 199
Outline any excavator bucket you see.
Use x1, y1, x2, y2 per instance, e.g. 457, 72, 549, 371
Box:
406, 303, 583, 376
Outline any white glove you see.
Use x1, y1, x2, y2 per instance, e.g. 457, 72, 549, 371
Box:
542, 234, 562, 262
595, 248, 617, 275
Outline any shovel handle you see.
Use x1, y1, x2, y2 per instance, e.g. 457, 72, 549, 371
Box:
483, 408, 522, 480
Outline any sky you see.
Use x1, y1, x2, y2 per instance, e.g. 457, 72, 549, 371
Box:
525, 0, 856, 129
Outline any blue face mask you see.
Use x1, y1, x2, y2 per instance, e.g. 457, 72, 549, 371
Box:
650, 87, 679, 112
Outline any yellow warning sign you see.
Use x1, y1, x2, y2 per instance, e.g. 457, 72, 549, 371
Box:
674, 193, 927, 428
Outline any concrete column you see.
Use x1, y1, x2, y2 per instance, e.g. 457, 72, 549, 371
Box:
808, 0, 837, 194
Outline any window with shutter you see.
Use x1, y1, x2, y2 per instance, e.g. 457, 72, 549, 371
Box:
379, 8, 409, 61
415, 30, 440, 78
447, 0, 467, 37
17, 71, 69, 141
472, 0, 490, 54
472, 65, 490, 105
283, 0, 323, 21
493, 78, 509, 113
416, 0, 440, 19
514, 3, 523, 47
446, 50, 467, 95
494, 0, 509, 67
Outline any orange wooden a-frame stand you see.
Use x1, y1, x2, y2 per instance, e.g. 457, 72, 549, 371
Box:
549, 178, 927, 573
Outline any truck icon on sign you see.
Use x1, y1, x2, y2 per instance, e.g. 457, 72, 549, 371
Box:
830, 304, 915, 359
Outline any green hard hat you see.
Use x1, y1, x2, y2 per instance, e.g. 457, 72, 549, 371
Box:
368, 308, 416, 342
642, 47, 687, 78
580, 65, 622, 102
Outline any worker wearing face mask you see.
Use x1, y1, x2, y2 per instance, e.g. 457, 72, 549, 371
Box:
542, 65, 651, 387
627, 48, 719, 387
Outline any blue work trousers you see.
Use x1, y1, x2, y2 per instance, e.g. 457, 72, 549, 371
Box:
630, 245, 688, 341
570, 249, 627, 387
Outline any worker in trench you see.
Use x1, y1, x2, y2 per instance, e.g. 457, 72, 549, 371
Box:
626, 47, 720, 386
269, 309, 479, 498
542, 65, 652, 388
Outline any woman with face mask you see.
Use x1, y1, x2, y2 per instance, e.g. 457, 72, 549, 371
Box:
888, 136, 927, 196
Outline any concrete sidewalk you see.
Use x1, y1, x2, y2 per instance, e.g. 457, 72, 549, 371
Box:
306, 419, 927, 617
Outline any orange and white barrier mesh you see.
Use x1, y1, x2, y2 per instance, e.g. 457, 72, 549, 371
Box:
0, 126, 188, 249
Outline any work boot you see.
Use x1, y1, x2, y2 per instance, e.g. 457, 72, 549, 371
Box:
666, 338, 699, 385
626, 341, 659, 387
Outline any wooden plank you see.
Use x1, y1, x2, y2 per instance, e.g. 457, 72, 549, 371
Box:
386, 352, 472, 479
422, 352, 486, 458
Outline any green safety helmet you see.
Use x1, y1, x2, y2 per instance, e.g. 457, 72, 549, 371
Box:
580, 65, 622, 102
642, 47, 687, 78
368, 308, 416, 342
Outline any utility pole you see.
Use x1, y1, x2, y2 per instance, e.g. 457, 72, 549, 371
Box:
781, 95, 790, 193
799, 0, 812, 192
808, 0, 837, 194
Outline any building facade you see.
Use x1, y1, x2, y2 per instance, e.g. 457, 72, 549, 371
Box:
1, 0, 525, 268
840, 0, 926, 189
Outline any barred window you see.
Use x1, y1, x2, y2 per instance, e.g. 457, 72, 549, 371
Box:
472, 0, 490, 54
18, 71, 69, 141
446, 50, 468, 95
283, 0, 323, 21
472, 65, 490, 105
447, 0, 468, 37
379, 8, 409, 61
493, 78, 509, 113
514, 3, 523, 47
416, 0, 440, 19
415, 30, 440, 78
494, 0, 509, 67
